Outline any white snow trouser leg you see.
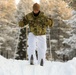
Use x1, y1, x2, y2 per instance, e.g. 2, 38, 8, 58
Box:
27, 32, 47, 64
27, 33, 37, 64
37, 35, 47, 64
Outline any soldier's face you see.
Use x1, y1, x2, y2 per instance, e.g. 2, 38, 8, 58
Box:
33, 10, 39, 14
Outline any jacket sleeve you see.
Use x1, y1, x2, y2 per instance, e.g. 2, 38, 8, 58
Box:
45, 16, 53, 28
19, 15, 29, 27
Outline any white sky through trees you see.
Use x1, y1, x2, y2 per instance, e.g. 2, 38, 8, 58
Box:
15, 0, 40, 5
33, 0, 40, 4
15, 0, 20, 5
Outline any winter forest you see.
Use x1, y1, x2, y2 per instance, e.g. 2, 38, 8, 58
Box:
0, 0, 76, 75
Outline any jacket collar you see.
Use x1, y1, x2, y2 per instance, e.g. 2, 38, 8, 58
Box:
33, 11, 40, 17
32, 11, 44, 18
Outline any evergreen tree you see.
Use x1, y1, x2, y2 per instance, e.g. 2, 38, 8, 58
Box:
15, 27, 28, 60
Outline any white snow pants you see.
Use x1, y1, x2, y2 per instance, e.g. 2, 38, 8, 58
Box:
27, 32, 47, 64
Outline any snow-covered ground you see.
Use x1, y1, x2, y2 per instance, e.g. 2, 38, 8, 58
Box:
0, 55, 76, 75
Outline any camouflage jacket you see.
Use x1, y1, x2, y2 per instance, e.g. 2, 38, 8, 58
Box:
19, 11, 53, 35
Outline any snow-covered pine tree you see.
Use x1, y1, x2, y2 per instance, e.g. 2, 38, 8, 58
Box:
15, 27, 28, 60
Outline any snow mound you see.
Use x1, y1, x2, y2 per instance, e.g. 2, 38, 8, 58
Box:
0, 55, 76, 75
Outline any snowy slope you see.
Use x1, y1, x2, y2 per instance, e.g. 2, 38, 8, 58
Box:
0, 55, 76, 75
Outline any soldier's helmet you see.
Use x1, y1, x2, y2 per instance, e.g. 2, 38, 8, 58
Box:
33, 3, 40, 11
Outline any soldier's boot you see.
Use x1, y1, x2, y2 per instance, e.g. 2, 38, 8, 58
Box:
40, 59, 44, 66
30, 55, 34, 65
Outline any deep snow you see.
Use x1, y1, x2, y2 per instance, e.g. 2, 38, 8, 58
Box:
0, 55, 76, 75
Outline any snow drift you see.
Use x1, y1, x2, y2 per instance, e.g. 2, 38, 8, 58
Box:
0, 55, 76, 75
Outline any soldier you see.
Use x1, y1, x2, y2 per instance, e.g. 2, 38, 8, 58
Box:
19, 3, 53, 66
